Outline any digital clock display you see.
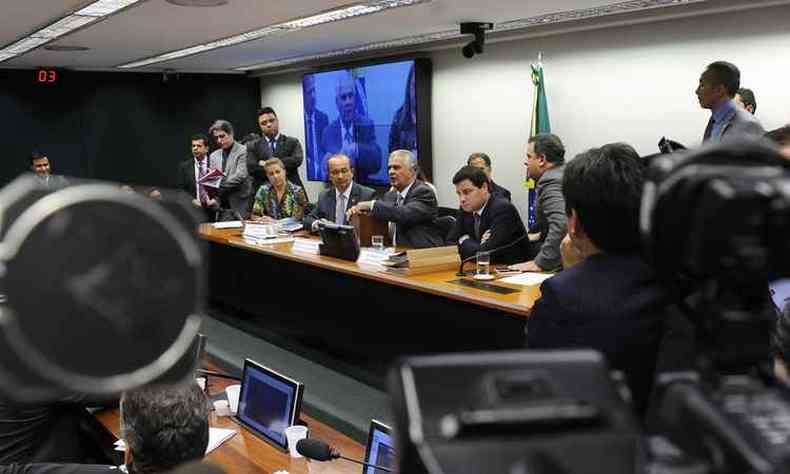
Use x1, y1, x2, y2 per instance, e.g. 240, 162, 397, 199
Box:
36, 69, 58, 84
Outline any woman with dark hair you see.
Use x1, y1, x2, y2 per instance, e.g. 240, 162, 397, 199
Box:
388, 64, 417, 155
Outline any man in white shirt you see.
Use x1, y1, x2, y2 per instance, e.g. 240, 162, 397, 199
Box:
303, 154, 375, 232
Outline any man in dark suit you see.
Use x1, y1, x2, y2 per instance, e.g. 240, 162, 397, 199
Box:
246, 107, 306, 196
348, 150, 443, 249
697, 61, 764, 142
303, 153, 375, 232
29, 151, 69, 189
321, 74, 382, 182
448, 166, 528, 264
526, 142, 670, 417
303, 75, 330, 181
177, 134, 218, 222
735, 87, 757, 115
467, 152, 512, 201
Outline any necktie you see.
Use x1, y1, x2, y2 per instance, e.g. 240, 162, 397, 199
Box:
474, 213, 481, 240
269, 138, 277, 154
344, 129, 353, 146
390, 194, 403, 246
336, 194, 346, 226
197, 160, 209, 205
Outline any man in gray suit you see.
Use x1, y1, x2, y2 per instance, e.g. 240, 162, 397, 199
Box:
30, 151, 69, 189
208, 120, 252, 219
509, 133, 567, 272
303, 154, 375, 232
348, 150, 443, 249
697, 61, 764, 142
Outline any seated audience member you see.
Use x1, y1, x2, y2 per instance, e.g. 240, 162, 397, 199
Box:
303, 154, 375, 232
467, 152, 512, 201
509, 133, 567, 272
734, 87, 757, 115
121, 383, 209, 474
251, 158, 309, 222
765, 125, 790, 159
177, 134, 218, 222
448, 166, 528, 264
347, 150, 443, 249
697, 61, 764, 142
525, 142, 668, 417
29, 152, 69, 189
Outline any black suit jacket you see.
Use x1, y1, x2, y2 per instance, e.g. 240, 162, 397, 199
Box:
246, 134, 305, 196
489, 180, 512, 202
303, 182, 376, 231
526, 253, 670, 416
371, 180, 443, 249
448, 197, 528, 264
321, 116, 382, 181
305, 109, 330, 180
176, 158, 216, 222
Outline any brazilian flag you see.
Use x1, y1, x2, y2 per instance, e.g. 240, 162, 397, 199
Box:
527, 61, 551, 231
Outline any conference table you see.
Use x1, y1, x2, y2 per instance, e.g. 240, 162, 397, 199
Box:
91, 363, 364, 474
200, 224, 542, 386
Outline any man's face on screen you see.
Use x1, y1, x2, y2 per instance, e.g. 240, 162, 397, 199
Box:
336, 79, 356, 124
388, 154, 414, 191
328, 156, 353, 192
455, 179, 489, 213
32, 157, 51, 177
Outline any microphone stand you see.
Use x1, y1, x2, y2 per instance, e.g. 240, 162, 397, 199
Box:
335, 454, 392, 472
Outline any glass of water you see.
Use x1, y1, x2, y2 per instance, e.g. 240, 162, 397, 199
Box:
476, 251, 491, 277
371, 235, 384, 252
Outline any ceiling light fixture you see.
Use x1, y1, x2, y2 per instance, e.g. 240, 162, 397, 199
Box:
0, 0, 145, 64
116, 0, 430, 69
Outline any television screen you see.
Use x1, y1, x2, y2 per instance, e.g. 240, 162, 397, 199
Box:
302, 59, 431, 187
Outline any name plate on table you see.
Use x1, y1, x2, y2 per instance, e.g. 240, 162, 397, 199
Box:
448, 279, 520, 295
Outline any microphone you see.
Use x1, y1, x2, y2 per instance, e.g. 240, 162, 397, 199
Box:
456, 231, 530, 276
296, 438, 392, 472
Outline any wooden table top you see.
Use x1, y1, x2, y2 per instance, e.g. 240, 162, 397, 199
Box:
199, 225, 541, 319
94, 366, 365, 474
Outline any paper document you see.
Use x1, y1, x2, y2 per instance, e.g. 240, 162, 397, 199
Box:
115, 428, 236, 455
213, 221, 243, 229
498, 272, 554, 286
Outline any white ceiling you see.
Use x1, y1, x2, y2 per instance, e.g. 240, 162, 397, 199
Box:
0, 0, 786, 74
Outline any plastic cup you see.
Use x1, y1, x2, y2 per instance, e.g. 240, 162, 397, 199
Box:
225, 384, 241, 414
284, 425, 309, 458
213, 400, 231, 417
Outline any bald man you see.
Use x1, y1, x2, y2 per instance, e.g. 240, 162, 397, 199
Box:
320, 73, 382, 181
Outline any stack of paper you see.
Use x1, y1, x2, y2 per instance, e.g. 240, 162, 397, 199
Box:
115, 428, 236, 455
381, 251, 409, 268
498, 272, 554, 286
292, 237, 320, 255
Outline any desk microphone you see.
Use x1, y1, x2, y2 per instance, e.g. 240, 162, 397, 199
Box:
456, 232, 530, 276
296, 438, 392, 472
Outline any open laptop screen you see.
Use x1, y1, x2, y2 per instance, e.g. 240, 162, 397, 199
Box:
236, 358, 303, 451
364, 420, 394, 474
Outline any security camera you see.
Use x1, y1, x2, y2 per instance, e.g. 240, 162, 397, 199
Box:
460, 22, 493, 59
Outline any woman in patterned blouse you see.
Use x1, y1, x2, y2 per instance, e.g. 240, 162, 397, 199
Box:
251, 158, 309, 222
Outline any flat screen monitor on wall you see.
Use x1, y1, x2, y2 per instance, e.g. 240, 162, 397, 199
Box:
301, 58, 432, 187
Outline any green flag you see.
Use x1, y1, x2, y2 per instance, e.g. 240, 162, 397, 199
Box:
526, 61, 551, 230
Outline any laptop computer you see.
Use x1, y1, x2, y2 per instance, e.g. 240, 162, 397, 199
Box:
363, 419, 395, 473
235, 358, 304, 451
